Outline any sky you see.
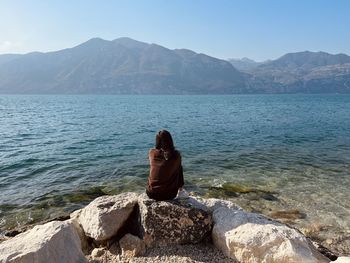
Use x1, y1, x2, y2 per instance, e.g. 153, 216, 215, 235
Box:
1, 0, 350, 61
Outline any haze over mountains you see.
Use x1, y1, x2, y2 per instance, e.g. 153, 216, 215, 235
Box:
240, 51, 350, 93
0, 37, 349, 94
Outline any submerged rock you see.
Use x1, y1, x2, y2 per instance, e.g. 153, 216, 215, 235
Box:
203, 183, 279, 202
75, 192, 139, 241
0, 220, 86, 263
205, 186, 239, 198
212, 207, 329, 263
270, 209, 306, 220
221, 182, 252, 193
325, 235, 350, 259
138, 195, 212, 246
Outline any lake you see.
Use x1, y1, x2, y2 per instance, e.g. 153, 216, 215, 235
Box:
1, 94, 350, 243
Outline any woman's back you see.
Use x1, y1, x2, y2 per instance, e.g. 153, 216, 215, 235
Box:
148, 149, 182, 192
146, 130, 184, 201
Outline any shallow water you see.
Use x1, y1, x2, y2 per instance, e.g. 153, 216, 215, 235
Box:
0, 94, 350, 242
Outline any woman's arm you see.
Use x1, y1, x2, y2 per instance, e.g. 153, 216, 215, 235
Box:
178, 165, 184, 189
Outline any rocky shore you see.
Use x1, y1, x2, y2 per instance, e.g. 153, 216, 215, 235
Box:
0, 192, 349, 263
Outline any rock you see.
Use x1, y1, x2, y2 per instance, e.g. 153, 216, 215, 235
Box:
270, 209, 306, 220
119, 233, 145, 258
212, 208, 329, 263
91, 247, 105, 259
326, 235, 350, 257
0, 235, 9, 243
221, 182, 252, 193
187, 196, 242, 212
301, 223, 326, 238
69, 210, 90, 254
312, 241, 338, 261
326, 239, 334, 245
70, 208, 82, 221
0, 220, 86, 263
138, 196, 212, 246
333, 257, 350, 263
3, 229, 21, 237
77, 192, 139, 241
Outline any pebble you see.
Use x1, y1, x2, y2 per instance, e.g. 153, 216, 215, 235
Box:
91, 247, 106, 259
87, 243, 237, 263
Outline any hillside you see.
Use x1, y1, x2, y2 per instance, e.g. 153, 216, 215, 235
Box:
0, 38, 244, 94
244, 51, 350, 93
1, 40, 350, 94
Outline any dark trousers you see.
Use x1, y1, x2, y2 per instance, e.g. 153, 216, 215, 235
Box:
146, 189, 178, 201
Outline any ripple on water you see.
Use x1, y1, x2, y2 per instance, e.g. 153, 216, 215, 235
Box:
1, 95, 350, 248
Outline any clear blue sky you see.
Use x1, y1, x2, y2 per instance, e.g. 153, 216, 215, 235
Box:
1, 0, 349, 61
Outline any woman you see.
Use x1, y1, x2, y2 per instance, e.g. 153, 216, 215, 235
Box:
146, 130, 184, 201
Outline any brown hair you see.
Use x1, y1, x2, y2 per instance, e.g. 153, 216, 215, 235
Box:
155, 130, 176, 160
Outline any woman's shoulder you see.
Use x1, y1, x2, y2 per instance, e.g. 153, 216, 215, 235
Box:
149, 148, 156, 153
149, 148, 160, 157
173, 150, 181, 160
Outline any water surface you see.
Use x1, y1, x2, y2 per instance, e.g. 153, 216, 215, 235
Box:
0, 94, 349, 243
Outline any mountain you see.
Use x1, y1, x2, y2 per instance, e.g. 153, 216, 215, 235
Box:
245, 51, 350, 93
261, 51, 350, 71
0, 37, 244, 94
1, 40, 349, 94
0, 54, 22, 65
228, 57, 265, 71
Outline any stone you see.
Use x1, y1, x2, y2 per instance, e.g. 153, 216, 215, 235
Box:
119, 233, 146, 258
138, 196, 212, 246
270, 209, 306, 220
187, 196, 242, 212
312, 241, 338, 261
69, 213, 90, 255
326, 235, 350, 257
212, 207, 329, 263
91, 247, 105, 259
333, 257, 350, 263
0, 220, 86, 263
77, 192, 139, 241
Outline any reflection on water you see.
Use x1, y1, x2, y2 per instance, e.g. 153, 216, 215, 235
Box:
0, 94, 350, 248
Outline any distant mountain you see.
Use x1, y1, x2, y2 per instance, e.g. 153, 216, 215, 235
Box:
261, 51, 350, 71
0, 40, 349, 94
0, 37, 244, 94
0, 54, 22, 65
245, 51, 350, 93
228, 57, 265, 71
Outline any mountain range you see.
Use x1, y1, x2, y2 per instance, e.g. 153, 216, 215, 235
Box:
242, 51, 350, 93
0, 37, 349, 94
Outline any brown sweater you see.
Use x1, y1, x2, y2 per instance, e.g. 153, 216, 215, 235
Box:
146, 149, 184, 200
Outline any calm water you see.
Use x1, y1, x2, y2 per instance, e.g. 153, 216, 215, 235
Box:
1, 95, 350, 241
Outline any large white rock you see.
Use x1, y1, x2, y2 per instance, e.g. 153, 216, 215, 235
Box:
333, 257, 350, 263
69, 214, 90, 254
187, 196, 242, 212
77, 192, 139, 241
0, 220, 86, 263
212, 208, 330, 263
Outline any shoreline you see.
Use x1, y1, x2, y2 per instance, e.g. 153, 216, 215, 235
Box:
0, 192, 338, 263
1, 187, 350, 257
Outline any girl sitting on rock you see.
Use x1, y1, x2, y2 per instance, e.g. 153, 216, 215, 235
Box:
146, 130, 185, 201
